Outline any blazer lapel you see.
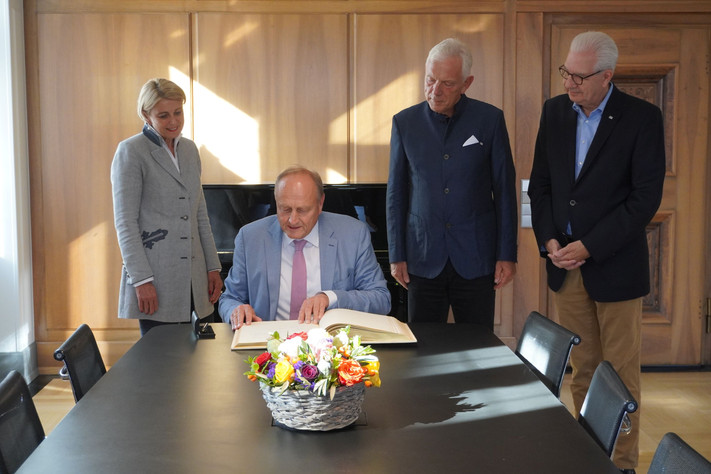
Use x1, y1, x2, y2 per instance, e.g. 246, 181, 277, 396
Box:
318, 218, 337, 290
576, 86, 624, 183
266, 220, 283, 319
561, 106, 579, 186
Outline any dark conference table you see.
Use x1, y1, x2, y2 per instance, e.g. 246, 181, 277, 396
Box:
20, 323, 619, 473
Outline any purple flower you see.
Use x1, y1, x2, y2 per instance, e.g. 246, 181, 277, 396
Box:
266, 362, 276, 379
300, 364, 319, 382
293, 361, 305, 372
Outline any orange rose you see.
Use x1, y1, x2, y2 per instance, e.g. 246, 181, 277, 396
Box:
337, 359, 365, 386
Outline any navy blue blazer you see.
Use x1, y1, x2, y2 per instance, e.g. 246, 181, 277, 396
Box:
386, 95, 518, 279
528, 85, 666, 302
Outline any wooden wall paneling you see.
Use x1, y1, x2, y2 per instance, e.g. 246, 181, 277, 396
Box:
193, 13, 349, 184
513, 12, 546, 341
665, 26, 709, 365
33, 12, 191, 370
351, 13, 505, 183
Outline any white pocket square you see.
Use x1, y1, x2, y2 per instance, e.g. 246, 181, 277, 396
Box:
463, 135, 480, 147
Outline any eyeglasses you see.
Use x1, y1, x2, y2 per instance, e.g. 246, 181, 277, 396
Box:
558, 66, 603, 85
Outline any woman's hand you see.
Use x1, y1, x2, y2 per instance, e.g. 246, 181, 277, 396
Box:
135, 282, 158, 315
208, 270, 223, 304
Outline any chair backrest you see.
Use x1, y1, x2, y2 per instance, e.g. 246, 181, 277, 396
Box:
648, 432, 711, 474
515, 311, 581, 397
0, 370, 45, 474
54, 324, 107, 402
577, 361, 638, 458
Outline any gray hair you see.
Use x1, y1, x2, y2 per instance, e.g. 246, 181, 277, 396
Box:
569, 31, 618, 72
274, 166, 324, 199
137, 78, 186, 122
426, 38, 473, 78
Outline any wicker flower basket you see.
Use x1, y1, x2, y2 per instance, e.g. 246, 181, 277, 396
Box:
259, 382, 365, 431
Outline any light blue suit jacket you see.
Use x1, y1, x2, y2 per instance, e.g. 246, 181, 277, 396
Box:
218, 212, 390, 322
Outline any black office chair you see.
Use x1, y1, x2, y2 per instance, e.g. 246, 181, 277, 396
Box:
54, 324, 107, 402
515, 311, 581, 397
0, 370, 45, 473
577, 361, 638, 458
648, 432, 711, 474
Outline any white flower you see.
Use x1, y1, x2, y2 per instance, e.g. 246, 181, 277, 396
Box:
277, 337, 302, 359
317, 358, 332, 376
333, 330, 349, 349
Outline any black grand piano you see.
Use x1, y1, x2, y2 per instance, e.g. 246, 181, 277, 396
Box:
203, 184, 407, 321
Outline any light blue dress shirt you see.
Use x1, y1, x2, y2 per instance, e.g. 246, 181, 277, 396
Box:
567, 84, 614, 235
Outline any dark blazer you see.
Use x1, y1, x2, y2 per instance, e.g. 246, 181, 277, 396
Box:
386, 96, 518, 279
528, 85, 666, 302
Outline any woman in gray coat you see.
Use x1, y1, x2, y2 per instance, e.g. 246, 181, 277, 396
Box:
111, 78, 222, 336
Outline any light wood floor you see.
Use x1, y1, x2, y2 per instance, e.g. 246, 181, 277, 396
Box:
33, 371, 711, 473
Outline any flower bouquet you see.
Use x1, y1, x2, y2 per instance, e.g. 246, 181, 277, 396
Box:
244, 327, 380, 430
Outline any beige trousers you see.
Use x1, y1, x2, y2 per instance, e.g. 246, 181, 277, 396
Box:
553, 268, 642, 469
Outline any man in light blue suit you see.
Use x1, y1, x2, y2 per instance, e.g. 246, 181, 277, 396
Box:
219, 166, 390, 329
387, 38, 518, 328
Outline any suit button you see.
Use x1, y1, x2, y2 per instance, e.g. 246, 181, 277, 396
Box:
443, 154, 450, 160
181, 215, 189, 220
444, 188, 450, 194
446, 223, 452, 229
569, 200, 576, 206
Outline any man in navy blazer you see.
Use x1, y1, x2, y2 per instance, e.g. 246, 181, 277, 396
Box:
387, 38, 517, 327
219, 166, 390, 329
528, 32, 666, 473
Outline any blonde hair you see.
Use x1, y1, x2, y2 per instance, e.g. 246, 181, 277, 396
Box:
137, 78, 186, 122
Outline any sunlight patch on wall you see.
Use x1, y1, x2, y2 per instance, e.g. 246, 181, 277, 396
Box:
69, 221, 111, 326
170, 67, 262, 183
224, 22, 259, 48
453, 15, 495, 33
330, 71, 421, 146
324, 168, 347, 183
168, 67, 193, 138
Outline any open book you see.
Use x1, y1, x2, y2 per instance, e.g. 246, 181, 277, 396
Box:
230, 308, 417, 350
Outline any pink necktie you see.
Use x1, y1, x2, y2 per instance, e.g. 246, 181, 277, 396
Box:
290, 240, 307, 320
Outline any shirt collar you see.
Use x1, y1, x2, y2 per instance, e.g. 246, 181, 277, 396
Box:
284, 221, 320, 249
572, 83, 614, 117
142, 123, 182, 149
427, 94, 467, 121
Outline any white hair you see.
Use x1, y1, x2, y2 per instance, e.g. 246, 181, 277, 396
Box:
426, 38, 473, 78
570, 31, 619, 72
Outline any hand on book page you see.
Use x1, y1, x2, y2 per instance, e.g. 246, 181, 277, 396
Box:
231, 309, 416, 350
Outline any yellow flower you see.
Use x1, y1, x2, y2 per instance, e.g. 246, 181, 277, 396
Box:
367, 370, 381, 387
363, 360, 380, 375
362, 360, 380, 387
273, 360, 295, 384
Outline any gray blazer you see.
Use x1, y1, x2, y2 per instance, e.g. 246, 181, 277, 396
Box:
111, 128, 220, 322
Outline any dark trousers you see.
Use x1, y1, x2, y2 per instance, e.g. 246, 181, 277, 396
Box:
407, 260, 495, 328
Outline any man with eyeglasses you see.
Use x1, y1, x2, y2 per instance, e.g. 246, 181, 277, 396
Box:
386, 38, 517, 328
528, 31, 665, 474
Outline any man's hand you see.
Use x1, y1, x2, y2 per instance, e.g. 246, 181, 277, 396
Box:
135, 282, 158, 315
494, 261, 516, 289
390, 261, 410, 289
207, 270, 222, 304
546, 239, 589, 270
298, 293, 330, 324
230, 304, 263, 330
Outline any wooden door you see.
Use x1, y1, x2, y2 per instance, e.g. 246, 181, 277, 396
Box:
548, 25, 709, 365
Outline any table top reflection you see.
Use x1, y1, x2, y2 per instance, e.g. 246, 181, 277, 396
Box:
19, 323, 619, 473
